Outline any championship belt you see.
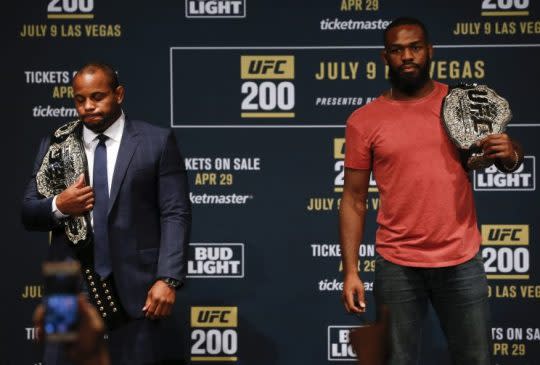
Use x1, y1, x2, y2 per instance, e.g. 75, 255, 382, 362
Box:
442, 84, 512, 169
36, 120, 92, 246
36, 120, 129, 330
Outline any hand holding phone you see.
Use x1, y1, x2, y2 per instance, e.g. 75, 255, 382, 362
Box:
42, 260, 82, 342
34, 293, 111, 365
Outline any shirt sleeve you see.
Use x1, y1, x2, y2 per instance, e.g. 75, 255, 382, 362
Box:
52, 195, 69, 219
344, 113, 372, 170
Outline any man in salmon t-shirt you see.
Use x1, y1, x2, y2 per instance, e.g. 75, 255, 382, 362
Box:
339, 17, 523, 365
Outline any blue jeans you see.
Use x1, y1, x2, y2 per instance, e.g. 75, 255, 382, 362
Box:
374, 253, 491, 365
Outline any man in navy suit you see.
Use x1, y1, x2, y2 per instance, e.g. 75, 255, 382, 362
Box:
22, 62, 191, 364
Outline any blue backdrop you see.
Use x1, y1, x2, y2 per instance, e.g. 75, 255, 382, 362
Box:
5, 0, 539, 364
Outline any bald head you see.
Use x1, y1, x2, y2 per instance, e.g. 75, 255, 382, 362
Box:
383, 17, 430, 48
73, 62, 119, 91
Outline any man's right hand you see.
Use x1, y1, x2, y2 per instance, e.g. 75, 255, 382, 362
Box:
56, 174, 95, 216
342, 273, 366, 313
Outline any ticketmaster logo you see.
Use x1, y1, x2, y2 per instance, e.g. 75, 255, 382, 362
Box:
190, 193, 253, 205
186, 0, 246, 18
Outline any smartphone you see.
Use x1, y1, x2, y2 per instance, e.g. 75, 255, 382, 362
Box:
42, 260, 82, 342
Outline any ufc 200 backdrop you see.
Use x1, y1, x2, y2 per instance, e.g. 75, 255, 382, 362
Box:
4, 0, 539, 364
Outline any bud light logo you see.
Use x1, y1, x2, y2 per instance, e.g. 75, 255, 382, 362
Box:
473, 156, 535, 191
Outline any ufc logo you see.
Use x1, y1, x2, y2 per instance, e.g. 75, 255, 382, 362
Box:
247, 60, 287, 75
488, 228, 522, 241
197, 310, 231, 323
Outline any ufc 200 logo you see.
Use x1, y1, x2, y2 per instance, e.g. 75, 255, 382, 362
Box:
481, 0, 530, 16
191, 306, 239, 361
481, 225, 530, 279
240, 56, 295, 119
482, 0, 529, 11
48, 0, 94, 13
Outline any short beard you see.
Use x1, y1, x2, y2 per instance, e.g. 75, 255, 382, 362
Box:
81, 110, 121, 133
389, 57, 431, 95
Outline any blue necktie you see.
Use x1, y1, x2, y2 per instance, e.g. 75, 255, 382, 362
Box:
93, 134, 112, 279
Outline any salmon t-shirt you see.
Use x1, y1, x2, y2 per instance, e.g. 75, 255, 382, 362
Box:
344, 82, 481, 267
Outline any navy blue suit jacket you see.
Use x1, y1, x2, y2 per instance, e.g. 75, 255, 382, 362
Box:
22, 119, 192, 318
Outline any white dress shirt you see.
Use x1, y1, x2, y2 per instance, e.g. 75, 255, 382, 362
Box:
52, 112, 125, 218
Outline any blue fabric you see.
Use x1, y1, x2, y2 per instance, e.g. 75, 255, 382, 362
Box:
374, 253, 491, 365
93, 134, 112, 278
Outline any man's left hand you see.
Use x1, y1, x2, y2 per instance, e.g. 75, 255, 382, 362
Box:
142, 280, 176, 319
476, 133, 516, 166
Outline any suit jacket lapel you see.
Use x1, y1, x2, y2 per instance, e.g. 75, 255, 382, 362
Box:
108, 119, 138, 214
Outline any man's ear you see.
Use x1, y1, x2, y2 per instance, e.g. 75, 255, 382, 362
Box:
114, 85, 125, 104
381, 50, 388, 65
